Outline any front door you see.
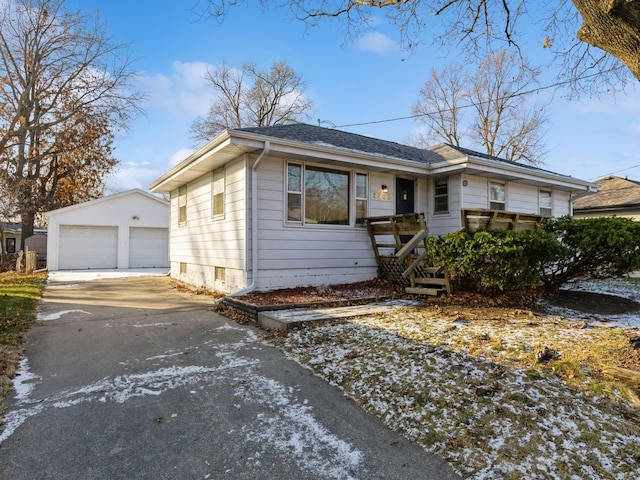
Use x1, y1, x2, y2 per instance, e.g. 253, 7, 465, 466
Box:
395, 178, 415, 215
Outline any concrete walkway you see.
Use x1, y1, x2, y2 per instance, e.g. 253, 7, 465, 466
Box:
0, 273, 459, 480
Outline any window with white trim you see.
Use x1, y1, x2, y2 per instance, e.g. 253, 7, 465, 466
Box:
287, 164, 302, 222
434, 177, 449, 214
212, 167, 225, 218
178, 186, 187, 225
489, 181, 506, 210
286, 162, 367, 226
355, 173, 368, 225
539, 189, 552, 217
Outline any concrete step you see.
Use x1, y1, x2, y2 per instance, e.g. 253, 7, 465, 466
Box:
258, 299, 419, 331
405, 287, 444, 296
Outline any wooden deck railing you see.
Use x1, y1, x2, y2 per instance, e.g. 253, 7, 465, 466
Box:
461, 209, 548, 231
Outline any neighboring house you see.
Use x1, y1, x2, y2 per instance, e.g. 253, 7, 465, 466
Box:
0, 222, 47, 255
148, 123, 595, 294
1, 222, 22, 255
46, 189, 170, 270
573, 176, 640, 220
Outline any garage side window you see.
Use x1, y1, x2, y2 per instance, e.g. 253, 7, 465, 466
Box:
178, 186, 187, 226
212, 168, 225, 219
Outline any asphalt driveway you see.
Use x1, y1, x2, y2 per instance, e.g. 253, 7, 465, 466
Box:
0, 271, 459, 479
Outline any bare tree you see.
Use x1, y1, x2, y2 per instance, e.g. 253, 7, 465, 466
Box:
0, 0, 142, 249
412, 64, 467, 148
191, 61, 313, 142
413, 50, 547, 165
195, 1, 639, 90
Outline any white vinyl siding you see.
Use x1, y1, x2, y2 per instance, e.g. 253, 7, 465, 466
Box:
170, 157, 247, 291
258, 157, 377, 289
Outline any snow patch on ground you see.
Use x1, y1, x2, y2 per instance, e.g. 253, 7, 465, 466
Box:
234, 374, 364, 479
37, 309, 92, 321
11, 358, 40, 402
0, 325, 365, 480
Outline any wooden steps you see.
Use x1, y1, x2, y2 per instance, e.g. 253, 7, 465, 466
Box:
365, 213, 450, 296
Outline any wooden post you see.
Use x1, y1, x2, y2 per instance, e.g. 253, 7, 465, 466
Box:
26, 251, 37, 274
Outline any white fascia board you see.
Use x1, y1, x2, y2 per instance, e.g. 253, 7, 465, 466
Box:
148, 130, 239, 192
45, 189, 167, 218
429, 157, 596, 192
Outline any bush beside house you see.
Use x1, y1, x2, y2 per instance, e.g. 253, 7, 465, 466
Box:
426, 216, 640, 294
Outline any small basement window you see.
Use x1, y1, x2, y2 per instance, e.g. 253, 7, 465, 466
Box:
215, 266, 225, 283
180, 262, 187, 274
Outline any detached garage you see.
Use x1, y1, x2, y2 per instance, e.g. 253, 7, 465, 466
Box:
46, 189, 169, 271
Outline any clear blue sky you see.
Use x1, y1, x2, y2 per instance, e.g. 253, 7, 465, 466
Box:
65, 0, 640, 192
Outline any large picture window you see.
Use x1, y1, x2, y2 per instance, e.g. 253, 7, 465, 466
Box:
286, 163, 366, 226
305, 166, 349, 225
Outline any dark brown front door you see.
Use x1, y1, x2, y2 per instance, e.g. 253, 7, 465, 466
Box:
395, 178, 415, 215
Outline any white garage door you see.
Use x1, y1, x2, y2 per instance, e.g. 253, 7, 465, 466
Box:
59, 225, 118, 270
129, 227, 169, 268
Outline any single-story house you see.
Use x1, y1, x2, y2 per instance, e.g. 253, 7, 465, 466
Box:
573, 176, 640, 220
0, 222, 47, 255
148, 123, 595, 294
46, 189, 170, 270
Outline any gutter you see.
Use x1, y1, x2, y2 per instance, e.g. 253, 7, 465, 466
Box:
229, 141, 271, 297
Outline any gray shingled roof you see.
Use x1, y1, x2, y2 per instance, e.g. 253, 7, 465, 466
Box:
442, 144, 564, 177
234, 123, 442, 165
573, 176, 640, 210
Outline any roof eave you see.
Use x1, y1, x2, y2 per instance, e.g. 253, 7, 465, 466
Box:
430, 156, 596, 192
148, 129, 432, 193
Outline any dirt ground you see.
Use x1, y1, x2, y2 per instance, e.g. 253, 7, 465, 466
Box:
228, 278, 640, 373
232, 278, 640, 317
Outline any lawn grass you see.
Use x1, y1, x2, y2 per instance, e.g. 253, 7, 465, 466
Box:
0, 272, 47, 418
267, 279, 640, 480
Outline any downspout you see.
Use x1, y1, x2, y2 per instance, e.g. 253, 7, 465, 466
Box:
229, 141, 270, 297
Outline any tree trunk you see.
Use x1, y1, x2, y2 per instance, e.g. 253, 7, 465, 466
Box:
20, 211, 34, 252
572, 0, 640, 81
